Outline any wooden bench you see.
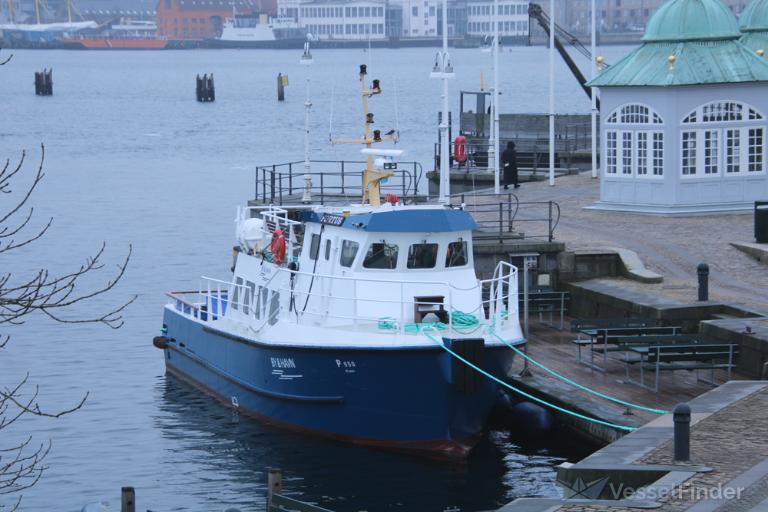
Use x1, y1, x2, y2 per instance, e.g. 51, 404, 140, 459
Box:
570, 318, 656, 362
576, 326, 683, 371
624, 343, 738, 392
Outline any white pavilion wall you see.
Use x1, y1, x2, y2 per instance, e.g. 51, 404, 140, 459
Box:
598, 83, 768, 213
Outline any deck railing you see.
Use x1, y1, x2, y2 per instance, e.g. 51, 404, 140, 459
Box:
168, 262, 519, 336
254, 160, 424, 205
452, 193, 561, 242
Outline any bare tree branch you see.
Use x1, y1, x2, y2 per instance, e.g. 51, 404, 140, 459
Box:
0, 48, 11, 66
0, 146, 132, 508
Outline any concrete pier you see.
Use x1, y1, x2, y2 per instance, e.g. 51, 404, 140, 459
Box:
496, 381, 768, 511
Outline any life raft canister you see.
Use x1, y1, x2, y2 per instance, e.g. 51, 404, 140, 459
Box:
453, 135, 468, 163
270, 229, 286, 266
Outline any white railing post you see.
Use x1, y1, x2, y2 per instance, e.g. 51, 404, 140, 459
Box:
206, 280, 212, 322
352, 282, 358, 331
400, 282, 406, 335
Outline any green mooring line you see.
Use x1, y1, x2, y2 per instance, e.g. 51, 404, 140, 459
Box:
422, 329, 637, 432
488, 330, 668, 415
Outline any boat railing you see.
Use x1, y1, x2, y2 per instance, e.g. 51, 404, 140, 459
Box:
173, 262, 517, 337
452, 193, 560, 242
253, 160, 424, 205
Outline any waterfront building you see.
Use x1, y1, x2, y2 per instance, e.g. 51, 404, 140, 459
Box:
465, 0, 528, 38
559, 0, 748, 35
156, 0, 274, 39
399, 0, 440, 37
589, 0, 768, 214
298, 0, 386, 39
277, 0, 300, 20
739, 0, 768, 52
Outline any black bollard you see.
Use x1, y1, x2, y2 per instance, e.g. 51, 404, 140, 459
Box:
697, 263, 709, 301
277, 73, 285, 101
673, 403, 691, 462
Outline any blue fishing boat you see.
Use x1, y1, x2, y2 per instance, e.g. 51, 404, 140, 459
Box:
154, 65, 525, 456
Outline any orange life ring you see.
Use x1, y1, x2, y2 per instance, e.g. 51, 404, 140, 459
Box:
454, 135, 468, 164
270, 229, 286, 266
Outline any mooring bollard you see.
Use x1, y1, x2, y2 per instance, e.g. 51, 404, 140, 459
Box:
673, 403, 691, 462
121, 486, 135, 512
697, 263, 709, 302
267, 468, 282, 510
277, 73, 285, 101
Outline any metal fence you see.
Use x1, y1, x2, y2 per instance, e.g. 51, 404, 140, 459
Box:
254, 160, 423, 205
452, 193, 561, 242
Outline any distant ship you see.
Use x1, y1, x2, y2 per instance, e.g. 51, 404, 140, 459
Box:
60, 20, 196, 50
0, 0, 98, 47
204, 14, 307, 49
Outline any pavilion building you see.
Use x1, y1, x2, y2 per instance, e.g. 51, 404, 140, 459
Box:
588, 0, 768, 214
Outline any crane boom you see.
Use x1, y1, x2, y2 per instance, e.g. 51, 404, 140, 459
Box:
528, 2, 600, 110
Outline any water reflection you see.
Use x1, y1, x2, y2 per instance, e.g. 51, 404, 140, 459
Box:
154, 374, 582, 512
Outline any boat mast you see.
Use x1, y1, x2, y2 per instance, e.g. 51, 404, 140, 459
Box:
34, 0, 40, 25
66, 0, 72, 23
332, 65, 393, 207
7, 0, 14, 24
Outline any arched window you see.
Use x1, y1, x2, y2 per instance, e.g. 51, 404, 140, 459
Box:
605, 104, 664, 178
680, 101, 766, 177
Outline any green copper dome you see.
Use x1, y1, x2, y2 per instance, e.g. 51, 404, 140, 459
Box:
740, 0, 768, 32
643, 0, 742, 42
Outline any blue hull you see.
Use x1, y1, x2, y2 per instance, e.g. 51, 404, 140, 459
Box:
161, 307, 516, 455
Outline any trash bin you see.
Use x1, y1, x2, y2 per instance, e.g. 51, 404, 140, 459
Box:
756, 201, 768, 243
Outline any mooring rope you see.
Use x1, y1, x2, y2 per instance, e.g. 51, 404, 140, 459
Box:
422, 328, 637, 432
488, 329, 668, 415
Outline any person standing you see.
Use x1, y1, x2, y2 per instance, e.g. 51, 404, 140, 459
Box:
502, 141, 519, 189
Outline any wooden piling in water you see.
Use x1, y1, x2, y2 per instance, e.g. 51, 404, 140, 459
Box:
267, 468, 282, 510
196, 73, 215, 102
34, 68, 53, 96
121, 486, 135, 512
277, 73, 285, 101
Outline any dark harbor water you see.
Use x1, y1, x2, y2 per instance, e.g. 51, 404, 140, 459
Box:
0, 47, 625, 511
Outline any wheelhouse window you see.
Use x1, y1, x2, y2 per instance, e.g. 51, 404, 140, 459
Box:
340, 240, 359, 267
446, 241, 468, 267
309, 233, 321, 260
681, 101, 766, 176
407, 243, 438, 269
363, 242, 399, 269
324, 239, 331, 260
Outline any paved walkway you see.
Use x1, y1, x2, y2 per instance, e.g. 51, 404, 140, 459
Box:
497, 382, 768, 511
470, 173, 768, 310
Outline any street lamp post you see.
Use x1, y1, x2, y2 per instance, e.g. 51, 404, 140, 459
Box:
300, 42, 313, 203
430, 0, 455, 204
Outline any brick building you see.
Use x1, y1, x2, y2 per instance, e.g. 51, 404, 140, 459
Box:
156, 0, 276, 38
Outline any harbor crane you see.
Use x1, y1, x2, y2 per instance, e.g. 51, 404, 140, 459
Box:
528, 3, 604, 110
